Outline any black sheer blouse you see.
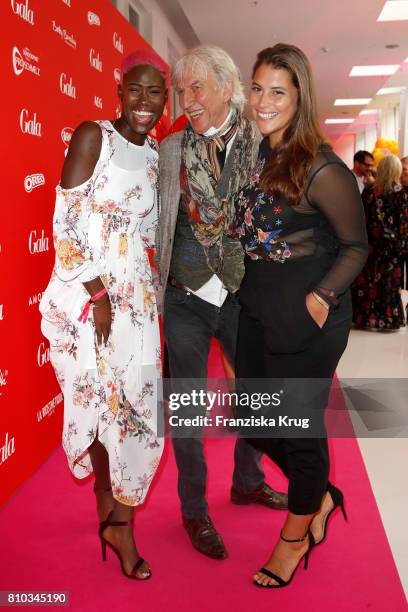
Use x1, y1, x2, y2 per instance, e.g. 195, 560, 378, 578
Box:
234, 138, 368, 303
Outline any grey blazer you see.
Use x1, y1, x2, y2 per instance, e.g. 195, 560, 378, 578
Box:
156, 131, 184, 301
156, 125, 262, 306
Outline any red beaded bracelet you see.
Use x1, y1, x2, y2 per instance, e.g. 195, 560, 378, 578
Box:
78, 288, 108, 323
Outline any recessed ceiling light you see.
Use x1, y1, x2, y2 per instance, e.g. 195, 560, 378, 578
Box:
349, 65, 399, 76
405, 57, 408, 62
325, 119, 355, 124
334, 98, 372, 105
378, 1, 408, 22
377, 86, 406, 95
359, 109, 379, 115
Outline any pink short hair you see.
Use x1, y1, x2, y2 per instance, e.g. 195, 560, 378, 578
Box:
120, 49, 167, 83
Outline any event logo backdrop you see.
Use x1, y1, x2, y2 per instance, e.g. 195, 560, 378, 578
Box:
0, 0, 170, 506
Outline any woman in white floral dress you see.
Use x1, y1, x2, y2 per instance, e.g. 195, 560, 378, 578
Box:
40, 50, 167, 580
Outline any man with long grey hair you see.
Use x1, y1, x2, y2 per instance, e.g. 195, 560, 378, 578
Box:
157, 45, 287, 560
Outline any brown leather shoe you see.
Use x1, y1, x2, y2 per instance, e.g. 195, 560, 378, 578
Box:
182, 516, 228, 559
231, 483, 288, 510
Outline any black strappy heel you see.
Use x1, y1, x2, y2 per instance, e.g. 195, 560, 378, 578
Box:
99, 511, 151, 581
315, 483, 347, 546
254, 530, 315, 589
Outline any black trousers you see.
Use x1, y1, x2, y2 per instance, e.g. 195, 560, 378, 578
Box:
236, 257, 352, 515
164, 284, 265, 519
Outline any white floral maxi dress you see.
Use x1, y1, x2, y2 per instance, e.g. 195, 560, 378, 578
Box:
40, 121, 163, 506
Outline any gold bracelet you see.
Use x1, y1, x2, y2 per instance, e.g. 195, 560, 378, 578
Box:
311, 291, 330, 311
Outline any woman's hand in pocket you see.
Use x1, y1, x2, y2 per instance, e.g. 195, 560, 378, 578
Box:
305, 292, 329, 328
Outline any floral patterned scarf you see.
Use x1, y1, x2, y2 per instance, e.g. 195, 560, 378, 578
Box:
180, 111, 256, 274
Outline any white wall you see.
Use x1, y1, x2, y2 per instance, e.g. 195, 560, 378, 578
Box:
380, 107, 399, 142
399, 91, 408, 156
365, 124, 379, 152
331, 133, 356, 168
115, 0, 187, 64
356, 130, 365, 152
355, 124, 379, 153
114, 0, 187, 119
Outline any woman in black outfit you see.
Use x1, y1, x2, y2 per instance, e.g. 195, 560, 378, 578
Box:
234, 44, 368, 588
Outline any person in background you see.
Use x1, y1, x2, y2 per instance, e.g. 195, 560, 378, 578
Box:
400, 156, 408, 292
156, 44, 288, 562
401, 156, 408, 188
352, 154, 408, 330
40, 50, 167, 580
364, 166, 377, 188
234, 43, 368, 588
352, 150, 375, 193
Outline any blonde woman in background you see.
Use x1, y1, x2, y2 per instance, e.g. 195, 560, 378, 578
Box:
352, 154, 408, 330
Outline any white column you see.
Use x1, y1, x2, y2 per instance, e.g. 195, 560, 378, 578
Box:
356, 130, 365, 151
115, 0, 128, 19
380, 107, 398, 141
399, 90, 408, 157
365, 124, 378, 152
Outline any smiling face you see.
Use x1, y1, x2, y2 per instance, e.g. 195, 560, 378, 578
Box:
176, 67, 232, 134
354, 155, 375, 179
117, 64, 167, 144
249, 63, 299, 148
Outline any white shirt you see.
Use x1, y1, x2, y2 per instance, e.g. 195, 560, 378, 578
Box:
352, 171, 365, 194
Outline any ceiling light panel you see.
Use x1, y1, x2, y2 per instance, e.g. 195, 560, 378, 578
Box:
349, 65, 399, 76
325, 119, 355, 124
378, 1, 408, 22
377, 86, 406, 94
359, 109, 379, 115
334, 98, 372, 105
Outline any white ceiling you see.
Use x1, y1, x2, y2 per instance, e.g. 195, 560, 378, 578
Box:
172, 0, 408, 140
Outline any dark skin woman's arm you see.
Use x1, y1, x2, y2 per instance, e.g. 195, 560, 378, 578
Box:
61, 121, 111, 346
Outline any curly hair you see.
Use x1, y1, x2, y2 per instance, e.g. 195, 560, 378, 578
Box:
172, 45, 246, 112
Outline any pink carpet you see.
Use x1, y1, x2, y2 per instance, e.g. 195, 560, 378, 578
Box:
1, 343, 406, 611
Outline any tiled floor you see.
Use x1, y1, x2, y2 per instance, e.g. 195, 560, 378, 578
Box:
336, 292, 408, 597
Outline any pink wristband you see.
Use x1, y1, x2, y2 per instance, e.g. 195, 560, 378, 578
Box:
90, 288, 108, 303
78, 288, 108, 323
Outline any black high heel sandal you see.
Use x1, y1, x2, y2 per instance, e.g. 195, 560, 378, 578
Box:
99, 511, 151, 581
315, 483, 347, 546
254, 530, 315, 589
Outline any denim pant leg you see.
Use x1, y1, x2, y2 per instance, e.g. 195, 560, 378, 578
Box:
164, 286, 213, 518
216, 295, 265, 494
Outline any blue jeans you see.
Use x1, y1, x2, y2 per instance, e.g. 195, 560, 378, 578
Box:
164, 285, 265, 519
